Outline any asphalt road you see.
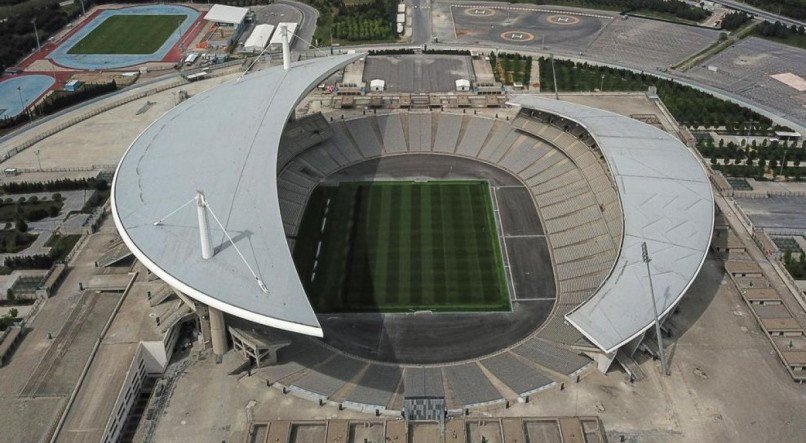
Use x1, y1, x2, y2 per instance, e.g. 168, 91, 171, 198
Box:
409, 0, 433, 45
277, 0, 318, 50
710, 0, 804, 28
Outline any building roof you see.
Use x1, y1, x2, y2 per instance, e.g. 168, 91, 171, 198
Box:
725, 260, 763, 275
204, 4, 249, 25
244, 24, 275, 51
269, 22, 298, 45
112, 54, 364, 337
510, 96, 714, 354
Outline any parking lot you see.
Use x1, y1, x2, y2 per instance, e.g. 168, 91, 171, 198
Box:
363, 54, 475, 92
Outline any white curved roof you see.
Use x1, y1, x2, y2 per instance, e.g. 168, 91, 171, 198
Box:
112, 54, 363, 337
511, 96, 714, 354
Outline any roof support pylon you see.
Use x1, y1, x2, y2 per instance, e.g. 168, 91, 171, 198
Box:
196, 191, 214, 259
281, 24, 291, 71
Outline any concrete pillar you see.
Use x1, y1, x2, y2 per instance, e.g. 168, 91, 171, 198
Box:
208, 306, 228, 357
589, 350, 617, 373
197, 306, 212, 349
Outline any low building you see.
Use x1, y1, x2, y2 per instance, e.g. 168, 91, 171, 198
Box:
455, 79, 470, 92
204, 4, 249, 27
64, 79, 83, 92
243, 24, 275, 53
203, 4, 249, 45
369, 79, 385, 92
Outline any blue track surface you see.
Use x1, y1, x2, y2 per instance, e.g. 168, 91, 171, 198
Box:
49, 5, 200, 70
0, 75, 55, 119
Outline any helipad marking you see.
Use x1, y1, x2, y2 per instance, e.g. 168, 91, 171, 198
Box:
453, 5, 612, 20
500, 30, 535, 42
463, 7, 496, 17
546, 14, 581, 25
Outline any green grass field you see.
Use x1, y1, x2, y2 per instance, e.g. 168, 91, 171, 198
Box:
67, 14, 186, 55
293, 181, 510, 313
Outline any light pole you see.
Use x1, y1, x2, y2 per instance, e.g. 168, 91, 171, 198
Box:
550, 53, 558, 100
600, 74, 604, 92
35, 150, 42, 170
79, 0, 85, 16
17, 86, 31, 122
32, 18, 41, 51
642, 242, 669, 376
779, 148, 788, 178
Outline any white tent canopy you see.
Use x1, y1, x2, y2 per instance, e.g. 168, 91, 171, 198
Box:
244, 24, 275, 52
204, 4, 249, 25
369, 79, 385, 91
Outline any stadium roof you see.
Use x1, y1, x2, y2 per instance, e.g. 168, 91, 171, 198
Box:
204, 4, 249, 25
510, 96, 714, 354
112, 54, 364, 337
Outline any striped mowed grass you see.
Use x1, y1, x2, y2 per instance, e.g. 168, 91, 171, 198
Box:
294, 181, 510, 313
67, 14, 186, 55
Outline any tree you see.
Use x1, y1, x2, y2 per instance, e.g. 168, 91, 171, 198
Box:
8, 308, 17, 319
15, 217, 27, 233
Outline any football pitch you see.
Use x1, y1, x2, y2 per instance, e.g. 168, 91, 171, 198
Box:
293, 181, 510, 313
67, 14, 186, 55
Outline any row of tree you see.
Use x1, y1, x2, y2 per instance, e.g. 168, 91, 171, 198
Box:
1, 177, 107, 194
739, 0, 805, 21
784, 250, 806, 279
720, 11, 751, 31
4, 254, 53, 270
537, 58, 780, 132
508, 0, 710, 21
490, 52, 533, 85
332, 0, 397, 41
701, 138, 806, 180
333, 17, 393, 41
0, 81, 118, 134
0, 309, 19, 331
756, 20, 806, 39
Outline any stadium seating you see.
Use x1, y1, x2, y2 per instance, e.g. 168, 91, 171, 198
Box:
270, 111, 624, 401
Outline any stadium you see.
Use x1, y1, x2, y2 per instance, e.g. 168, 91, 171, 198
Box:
110, 53, 714, 415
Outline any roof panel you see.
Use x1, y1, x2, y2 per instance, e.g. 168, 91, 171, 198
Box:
509, 97, 714, 353
112, 54, 364, 336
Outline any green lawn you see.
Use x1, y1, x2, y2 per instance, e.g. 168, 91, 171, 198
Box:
293, 181, 510, 313
67, 14, 186, 55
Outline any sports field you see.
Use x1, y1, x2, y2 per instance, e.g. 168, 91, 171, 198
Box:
67, 14, 186, 55
293, 181, 510, 313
